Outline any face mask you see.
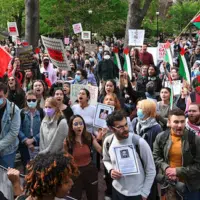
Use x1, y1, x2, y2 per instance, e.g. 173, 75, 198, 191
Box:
194, 70, 200, 76
44, 108, 56, 117
0, 98, 4, 105
104, 55, 110, 60
27, 101, 37, 109
75, 75, 81, 82
99, 48, 103, 53
89, 58, 94, 62
137, 108, 145, 120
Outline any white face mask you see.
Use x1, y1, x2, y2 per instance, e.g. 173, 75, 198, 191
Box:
104, 55, 110, 60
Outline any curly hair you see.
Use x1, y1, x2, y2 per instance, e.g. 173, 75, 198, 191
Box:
25, 152, 79, 198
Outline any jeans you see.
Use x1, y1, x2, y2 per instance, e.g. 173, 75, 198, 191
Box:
184, 190, 200, 200
0, 152, 16, 168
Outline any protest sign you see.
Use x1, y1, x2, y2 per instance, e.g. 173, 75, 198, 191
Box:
85, 44, 97, 53
81, 31, 91, 40
128, 29, 145, 46
93, 103, 114, 128
16, 46, 35, 70
157, 43, 165, 61
70, 84, 98, 106
0, 47, 12, 77
165, 80, 182, 96
41, 36, 69, 69
147, 47, 158, 66
7, 22, 19, 36
72, 23, 83, 34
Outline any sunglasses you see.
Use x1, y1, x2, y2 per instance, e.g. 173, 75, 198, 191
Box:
73, 122, 83, 126
27, 99, 37, 102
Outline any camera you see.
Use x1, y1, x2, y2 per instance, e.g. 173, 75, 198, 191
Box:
156, 174, 187, 196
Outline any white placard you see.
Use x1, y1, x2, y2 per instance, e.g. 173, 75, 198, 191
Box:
93, 103, 114, 128
128, 29, 145, 46
114, 145, 140, 176
70, 84, 98, 106
81, 31, 91, 40
7, 22, 19, 36
147, 47, 158, 66
41, 35, 69, 69
165, 80, 182, 96
157, 43, 165, 61
72, 23, 83, 34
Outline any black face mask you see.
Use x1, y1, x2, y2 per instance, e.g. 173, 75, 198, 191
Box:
85, 64, 90, 68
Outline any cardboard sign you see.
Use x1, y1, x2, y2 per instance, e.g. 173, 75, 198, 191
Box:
128, 29, 145, 46
7, 22, 19, 36
81, 31, 91, 40
41, 36, 69, 69
85, 44, 97, 53
72, 23, 83, 34
157, 43, 165, 61
64, 37, 70, 45
70, 84, 98, 106
16, 46, 34, 70
165, 80, 182, 96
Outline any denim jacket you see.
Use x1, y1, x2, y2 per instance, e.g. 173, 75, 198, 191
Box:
0, 99, 20, 156
19, 109, 42, 146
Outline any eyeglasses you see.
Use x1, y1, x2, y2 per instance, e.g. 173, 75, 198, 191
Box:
73, 122, 83, 126
27, 99, 37, 102
112, 123, 128, 131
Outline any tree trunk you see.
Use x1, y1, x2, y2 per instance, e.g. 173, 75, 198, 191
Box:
124, 0, 152, 47
25, 0, 39, 50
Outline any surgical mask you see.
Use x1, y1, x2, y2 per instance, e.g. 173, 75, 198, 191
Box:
0, 98, 4, 105
137, 108, 145, 120
99, 48, 103, 53
75, 75, 81, 82
194, 70, 200, 76
104, 55, 110, 60
89, 58, 94, 62
44, 108, 56, 117
27, 101, 37, 108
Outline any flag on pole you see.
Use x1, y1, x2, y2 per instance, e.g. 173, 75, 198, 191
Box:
113, 47, 122, 70
0, 47, 12, 77
178, 48, 191, 84
164, 41, 173, 68
123, 48, 132, 80
192, 14, 200, 29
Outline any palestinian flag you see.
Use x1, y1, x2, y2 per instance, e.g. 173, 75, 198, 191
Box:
113, 47, 122, 70
179, 48, 191, 84
164, 41, 173, 68
192, 14, 200, 29
123, 48, 132, 80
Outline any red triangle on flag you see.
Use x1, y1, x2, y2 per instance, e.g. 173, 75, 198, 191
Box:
180, 48, 185, 56
164, 41, 171, 49
192, 14, 200, 23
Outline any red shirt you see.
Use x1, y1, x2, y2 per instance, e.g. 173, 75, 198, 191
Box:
139, 52, 154, 65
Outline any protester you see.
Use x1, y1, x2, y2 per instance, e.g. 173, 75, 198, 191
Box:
7, 152, 79, 200
72, 88, 96, 134
7, 76, 25, 109
0, 83, 20, 168
54, 88, 73, 124
64, 115, 101, 200
22, 69, 36, 92
139, 44, 154, 66
130, 48, 142, 75
103, 110, 156, 200
73, 69, 88, 85
190, 46, 200, 67
153, 109, 200, 200
39, 97, 68, 154
19, 90, 44, 172
186, 103, 200, 135
136, 65, 149, 93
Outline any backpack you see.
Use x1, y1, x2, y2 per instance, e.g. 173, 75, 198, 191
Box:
159, 129, 196, 158
106, 134, 144, 167
10, 102, 15, 121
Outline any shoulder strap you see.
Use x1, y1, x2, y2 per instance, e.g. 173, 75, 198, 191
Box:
20, 109, 25, 123
190, 92, 196, 103
187, 130, 196, 158
106, 134, 114, 152
39, 108, 44, 121
10, 102, 15, 121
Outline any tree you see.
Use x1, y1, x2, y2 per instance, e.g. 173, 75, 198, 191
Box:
25, 0, 39, 49
124, 0, 153, 46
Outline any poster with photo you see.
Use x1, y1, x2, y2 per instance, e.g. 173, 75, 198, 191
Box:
81, 31, 91, 40
93, 103, 114, 128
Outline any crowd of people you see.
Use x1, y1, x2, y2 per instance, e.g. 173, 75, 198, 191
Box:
0, 36, 200, 200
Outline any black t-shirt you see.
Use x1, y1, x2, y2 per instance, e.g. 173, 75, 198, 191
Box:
0, 102, 6, 132
0, 191, 8, 200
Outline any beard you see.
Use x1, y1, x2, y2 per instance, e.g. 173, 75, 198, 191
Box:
188, 115, 200, 124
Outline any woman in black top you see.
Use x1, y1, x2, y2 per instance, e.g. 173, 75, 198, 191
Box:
54, 88, 73, 124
